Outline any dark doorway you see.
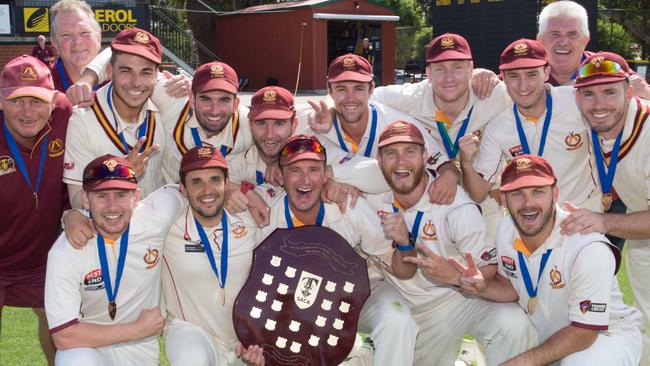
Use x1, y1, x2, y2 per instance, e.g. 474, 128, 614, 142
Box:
327, 20, 382, 84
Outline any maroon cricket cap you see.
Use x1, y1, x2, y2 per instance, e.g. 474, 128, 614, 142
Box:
327, 54, 373, 83
248, 86, 295, 121
279, 134, 326, 166
111, 28, 162, 64
180, 146, 229, 176
0, 55, 55, 102
499, 39, 548, 71
378, 120, 425, 148
500, 154, 557, 192
426, 33, 472, 64
192, 61, 239, 95
574, 52, 630, 88
82, 155, 138, 192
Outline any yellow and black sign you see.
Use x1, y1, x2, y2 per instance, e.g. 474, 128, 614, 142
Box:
23, 7, 48, 33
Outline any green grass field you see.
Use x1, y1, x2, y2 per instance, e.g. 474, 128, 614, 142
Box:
0, 249, 637, 366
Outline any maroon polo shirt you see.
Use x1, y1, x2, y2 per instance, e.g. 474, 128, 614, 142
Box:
32, 45, 55, 65
0, 93, 71, 275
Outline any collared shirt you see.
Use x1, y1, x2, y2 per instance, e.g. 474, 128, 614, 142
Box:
495, 207, 641, 342
0, 94, 71, 273
32, 45, 55, 65
63, 82, 165, 198
474, 85, 601, 211
162, 208, 260, 352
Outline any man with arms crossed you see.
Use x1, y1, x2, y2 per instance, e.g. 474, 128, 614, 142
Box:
455, 154, 641, 365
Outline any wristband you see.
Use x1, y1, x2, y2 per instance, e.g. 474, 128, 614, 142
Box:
240, 180, 255, 195
392, 233, 416, 252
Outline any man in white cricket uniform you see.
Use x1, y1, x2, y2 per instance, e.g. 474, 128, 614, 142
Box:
462, 38, 600, 213
459, 154, 641, 365
63, 28, 165, 206
560, 51, 650, 364
371, 33, 511, 239
162, 146, 264, 365
264, 134, 418, 366
45, 155, 184, 366
367, 121, 537, 366
299, 53, 454, 196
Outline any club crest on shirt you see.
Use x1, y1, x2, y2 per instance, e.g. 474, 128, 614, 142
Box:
549, 265, 565, 289
233, 224, 248, 239
143, 247, 159, 269
0, 155, 16, 176
481, 248, 496, 262
427, 152, 442, 166
83, 268, 104, 291
64, 161, 75, 170
508, 145, 524, 157
421, 220, 437, 240
48, 138, 65, 157
564, 132, 583, 151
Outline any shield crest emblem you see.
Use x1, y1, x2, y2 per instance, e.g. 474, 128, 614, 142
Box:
233, 226, 370, 366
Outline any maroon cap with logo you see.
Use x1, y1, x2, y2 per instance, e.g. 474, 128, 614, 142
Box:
499, 39, 548, 71
574, 52, 630, 88
378, 120, 425, 148
111, 28, 162, 64
327, 54, 373, 83
82, 155, 138, 192
248, 86, 295, 121
180, 146, 229, 176
426, 33, 472, 64
279, 135, 326, 166
192, 61, 239, 95
500, 154, 557, 192
0, 55, 55, 101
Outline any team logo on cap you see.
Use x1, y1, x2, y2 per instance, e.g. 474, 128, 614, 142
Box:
549, 266, 565, 289
20, 66, 38, 81
103, 159, 118, 172
48, 138, 64, 157
342, 57, 356, 69
422, 220, 437, 241
513, 42, 528, 56
0, 155, 16, 176
143, 247, 159, 269
134, 31, 150, 44
440, 36, 455, 49
262, 89, 277, 103
564, 132, 583, 151
197, 147, 213, 157
590, 56, 605, 69
515, 157, 533, 172
210, 64, 225, 78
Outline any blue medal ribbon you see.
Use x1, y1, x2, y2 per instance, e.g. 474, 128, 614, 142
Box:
333, 104, 378, 158
391, 204, 424, 242
591, 129, 623, 198
56, 59, 71, 91
190, 127, 230, 157
436, 106, 474, 159
194, 211, 228, 290
517, 248, 552, 299
106, 84, 148, 153
97, 226, 130, 320
513, 92, 553, 156
284, 195, 325, 228
2, 115, 48, 210
255, 170, 264, 185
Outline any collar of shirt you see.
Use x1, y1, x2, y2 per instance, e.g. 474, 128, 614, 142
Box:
185, 111, 235, 150
599, 97, 640, 151
427, 80, 479, 128
243, 145, 268, 174
323, 105, 373, 152
278, 193, 344, 227
96, 83, 159, 135
512, 204, 568, 258
381, 171, 433, 213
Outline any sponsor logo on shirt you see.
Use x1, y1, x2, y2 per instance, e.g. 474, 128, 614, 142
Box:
501, 255, 516, 271
64, 161, 75, 170
338, 154, 354, 164
184, 239, 205, 253
508, 145, 524, 157
48, 138, 65, 157
266, 187, 276, 198
143, 247, 159, 269
580, 300, 606, 314
83, 268, 104, 291
0, 156, 16, 176
565, 132, 583, 151
549, 265, 565, 289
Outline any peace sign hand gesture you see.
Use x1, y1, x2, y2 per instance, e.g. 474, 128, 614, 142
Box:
448, 251, 486, 295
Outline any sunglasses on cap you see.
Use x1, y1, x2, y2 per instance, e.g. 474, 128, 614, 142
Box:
281, 138, 325, 158
577, 60, 626, 80
84, 163, 137, 183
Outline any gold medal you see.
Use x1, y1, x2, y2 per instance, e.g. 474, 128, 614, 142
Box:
108, 302, 117, 320
527, 297, 538, 315
601, 193, 612, 211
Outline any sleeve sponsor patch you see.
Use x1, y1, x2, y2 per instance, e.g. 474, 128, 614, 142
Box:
579, 300, 607, 314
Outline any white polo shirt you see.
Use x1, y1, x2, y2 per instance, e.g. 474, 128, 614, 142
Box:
595, 97, 650, 212
45, 185, 184, 355
366, 175, 497, 314
63, 83, 166, 198
495, 207, 642, 342
474, 86, 601, 211
227, 145, 270, 185
162, 207, 260, 352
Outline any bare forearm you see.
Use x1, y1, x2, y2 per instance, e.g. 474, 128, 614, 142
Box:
390, 249, 417, 280
605, 209, 650, 239
437, 161, 460, 184
510, 325, 597, 365
461, 163, 491, 203
478, 273, 519, 302
52, 321, 141, 350
67, 184, 83, 209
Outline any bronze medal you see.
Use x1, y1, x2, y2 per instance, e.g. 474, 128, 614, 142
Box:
108, 302, 117, 320
601, 193, 613, 211
527, 297, 538, 315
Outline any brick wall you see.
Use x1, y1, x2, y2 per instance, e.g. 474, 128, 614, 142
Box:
0, 44, 53, 71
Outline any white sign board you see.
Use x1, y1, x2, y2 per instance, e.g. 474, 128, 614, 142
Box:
0, 5, 11, 35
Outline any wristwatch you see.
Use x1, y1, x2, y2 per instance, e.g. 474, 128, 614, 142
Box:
392, 233, 416, 252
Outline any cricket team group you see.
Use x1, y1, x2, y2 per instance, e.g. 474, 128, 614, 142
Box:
2, 0, 650, 365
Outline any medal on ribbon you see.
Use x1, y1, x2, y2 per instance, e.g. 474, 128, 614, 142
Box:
194, 211, 229, 306
97, 227, 130, 320
517, 247, 552, 315
513, 92, 553, 156
591, 129, 623, 211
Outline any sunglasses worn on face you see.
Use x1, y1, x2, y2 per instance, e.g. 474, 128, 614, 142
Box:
577, 60, 626, 80
84, 163, 137, 183
281, 138, 325, 157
